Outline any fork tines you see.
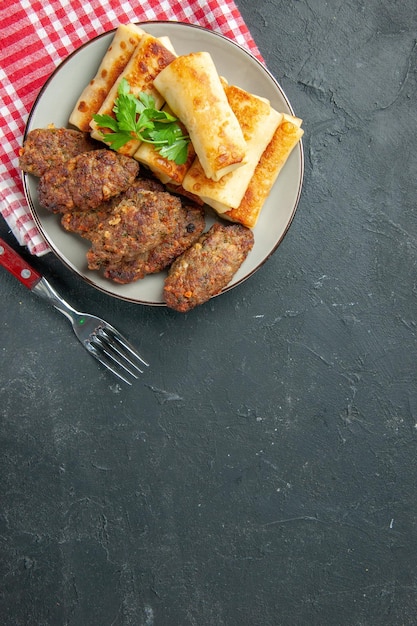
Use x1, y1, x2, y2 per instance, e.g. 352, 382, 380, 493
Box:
86, 325, 149, 385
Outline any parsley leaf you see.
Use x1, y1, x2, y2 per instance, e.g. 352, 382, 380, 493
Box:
159, 138, 190, 165
92, 78, 190, 165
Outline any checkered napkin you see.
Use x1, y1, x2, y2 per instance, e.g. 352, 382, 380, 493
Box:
0, 0, 262, 255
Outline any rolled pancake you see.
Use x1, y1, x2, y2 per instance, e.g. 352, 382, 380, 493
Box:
153, 52, 247, 182
69, 24, 145, 132
133, 104, 196, 185
181, 83, 282, 212
90, 33, 177, 156
222, 114, 304, 228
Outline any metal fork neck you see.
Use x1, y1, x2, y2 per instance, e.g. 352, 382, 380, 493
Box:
32, 276, 80, 322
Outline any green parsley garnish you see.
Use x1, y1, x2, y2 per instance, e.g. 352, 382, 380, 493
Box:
93, 78, 190, 165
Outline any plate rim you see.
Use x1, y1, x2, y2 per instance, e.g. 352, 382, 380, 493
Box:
23, 20, 304, 307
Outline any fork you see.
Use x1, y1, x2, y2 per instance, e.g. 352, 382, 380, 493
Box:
0, 237, 149, 385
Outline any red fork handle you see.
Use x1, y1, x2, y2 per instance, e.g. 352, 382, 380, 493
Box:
0, 237, 42, 290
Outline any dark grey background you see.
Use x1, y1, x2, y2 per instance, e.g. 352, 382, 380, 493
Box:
1, 1, 416, 624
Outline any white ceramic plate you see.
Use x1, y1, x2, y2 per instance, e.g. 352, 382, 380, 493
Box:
23, 21, 304, 306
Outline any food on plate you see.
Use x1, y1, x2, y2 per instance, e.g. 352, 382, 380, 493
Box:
223, 114, 304, 228
181, 81, 282, 215
84, 188, 191, 269
19, 127, 98, 177
164, 182, 204, 206
69, 24, 303, 230
92, 79, 190, 164
59, 172, 206, 283
104, 201, 206, 283
90, 32, 177, 155
61, 203, 115, 237
133, 103, 196, 183
69, 23, 145, 132
61, 176, 165, 237
37, 149, 139, 213
21, 23, 305, 310
153, 51, 247, 182
20, 125, 207, 295
163, 222, 254, 312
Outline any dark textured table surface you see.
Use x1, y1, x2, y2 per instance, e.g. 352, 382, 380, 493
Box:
1, 2, 416, 625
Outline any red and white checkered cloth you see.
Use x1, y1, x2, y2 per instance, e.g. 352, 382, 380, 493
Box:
0, 0, 262, 255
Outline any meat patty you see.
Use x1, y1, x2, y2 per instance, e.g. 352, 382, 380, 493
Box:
86, 189, 184, 270
145, 203, 206, 275
124, 175, 165, 195
163, 222, 254, 312
19, 127, 98, 177
104, 202, 206, 283
60, 176, 163, 238
37, 149, 139, 213
61, 202, 115, 237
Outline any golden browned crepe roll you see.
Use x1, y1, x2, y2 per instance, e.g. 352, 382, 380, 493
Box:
153, 52, 247, 182
90, 33, 177, 156
69, 24, 145, 132
222, 114, 304, 228
181, 83, 282, 213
